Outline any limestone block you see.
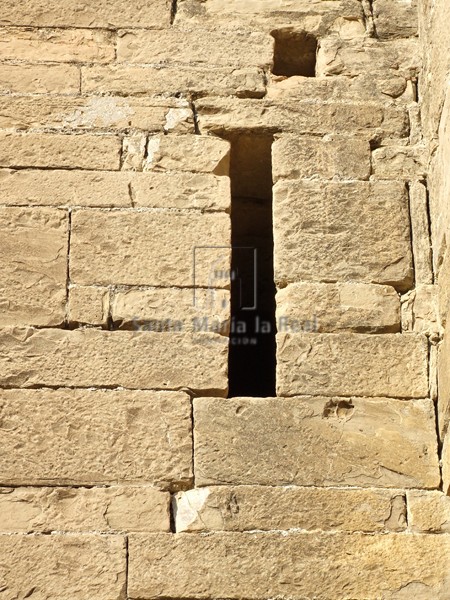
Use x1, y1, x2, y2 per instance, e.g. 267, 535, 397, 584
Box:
409, 181, 433, 284
112, 288, 230, 334
443, 433, 450, 496
0, 535, 126, 600
0, 0, 170, 28
0, 64, 79, 94
273, 135, 371, 181
0, 389, 192, 488
0, 27, 115, 63
372, 145, 427, 179
83, 65, 265, 98
130, 172, 230, 211
117, 27, 273, 67
276, 333, 428, 398
408, 491, 450, 533
175, 486, 406, 533
276, 282, 400, 334
438, 332, 450, 438
0, 169, 131, 207
68, 286, 110, 326
401, 285, 440, 336
273, 180, 413, 291
128, 532, 450, 599
438, 248, 450, 328
373, 0, 418, 39
0, 486, 170, 533
70, 210, 230, 288
0, 133, 121, 170
194, 396, 439, 488
0, 208, 68, 327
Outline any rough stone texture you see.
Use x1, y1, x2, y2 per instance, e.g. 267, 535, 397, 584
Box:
410, 180, 433, 284
0, 328, 228, 394
68, 286, 110, 326
408, 491, 450, 533
0, 0, 170, 28
112, 287, 229, 334
128, 532, 450, 600
276, 333, 428, 398
0, 389, 192, 488
0, 27, 115, 62
443, 434, 450, 496
0, 534, 126, 600
401, 285, 439, 337
273, 180, 413, 290
0, 64, 80, 94
0, 208, 68, 327
0, 486, 170, 533
276, 282, 400, 333
194, 396, 439, 488
438, 331, 450, 438
70, 210, 230, 288
0, 133, 121, 170
372, 145, 426, 179
175, 486, 406, 533
373, 0, 418, 39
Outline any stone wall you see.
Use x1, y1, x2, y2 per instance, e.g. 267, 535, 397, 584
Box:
0, 0, 449, 598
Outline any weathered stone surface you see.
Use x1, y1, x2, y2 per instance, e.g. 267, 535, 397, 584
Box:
373, 0, 418, 39
0, 208, 68, 327
401, 285, 439, 336
0, 389, 192, 488
194, 396, 439, 488
131, 171, 230, 211
0, 169, 131, 207
276, 282, 400, 334
0, 64, 79, 94
408, 491, 450, 533
0, 133, 121, 170
0, 27, 115, 62
438, 331, 450, 438
410, 180, 433, 284
0, 486, 170, 533
175, 486, 406, 533
128, 532, 450, 599
0, 0, 170, 28
196, 97, 408, 138
112, 288, 229, 334
439, 248, 450, 328
0, 328, 228, 393
144, 134, 230, 174
117, 27, 273, 67
1, 534, 126, 599
273, 180, 413, 290
443, 433, 450, 496
82, 65, 265, 98
71, 210, 230, 287
372, 145, 426, 179
68, 286, 109, 326
276, 333, 428, 398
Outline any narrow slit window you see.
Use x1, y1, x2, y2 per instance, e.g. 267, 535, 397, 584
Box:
271, 29, 318, 77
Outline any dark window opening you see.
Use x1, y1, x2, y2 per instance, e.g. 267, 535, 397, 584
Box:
224, 133, 277, 398
271, 29, 317, 77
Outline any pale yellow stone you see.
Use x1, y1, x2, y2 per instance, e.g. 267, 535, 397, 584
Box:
175, 486, 406, 533
373, 0, 418, 39
372, 145, 426, 179
276, 333, 428, 398
0, 64, 79, 94
438, 248, 450, 327
0, 208, 67, 327
128, 532, 450, 599
0, 328, 228, 393
0, 27, 115, 63
1, 535, 126, 600
70, 210, 230, 288
0, 133, 121, 170
408, 491, 450, 533
0, 169, 131, 207
0, 486, 170, 533
0, 389, 192, 488
401, 285, 440, 336
438, 332, 450, 438
273, 180, 413, 290
443, 433, 450, 496
68, 286, 109, 326
276, 282, 400, 334
194, 396, 439, 488
409, 181, 433, 284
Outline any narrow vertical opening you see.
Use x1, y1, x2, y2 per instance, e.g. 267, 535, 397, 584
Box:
224, 133, 276, 398
271, 29, 317, 77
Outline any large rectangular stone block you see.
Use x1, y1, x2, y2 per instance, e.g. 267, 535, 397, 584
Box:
128, 532, 450, 599
0, 208, 68, 327
0, 133, 121, 170
175, 486, 406, 533
407, 490, 450, 534
0, 486, 170, 533
373, 0, 418, 39
0, 389, 192, 488
0, 328, 228, 394
277, 333, 428, 398
438, 331, 450, 438
70, 209, 230, 287
1, 534, 126, 600
0, 64, 79, 94
194, 396, 439, 488
273, 180, 413, 291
